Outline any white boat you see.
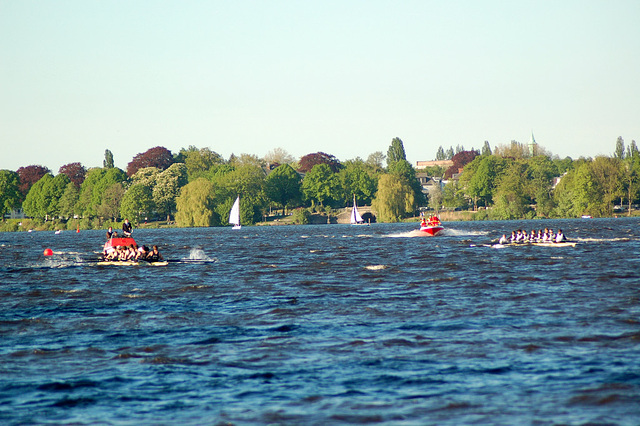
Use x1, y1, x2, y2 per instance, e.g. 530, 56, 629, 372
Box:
350, 195, 368, 225
229, 196, 241, 229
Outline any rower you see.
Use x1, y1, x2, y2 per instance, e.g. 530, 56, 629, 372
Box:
146, 245, 164, 262
499, 234, 508, 244
555, 229, 566, 242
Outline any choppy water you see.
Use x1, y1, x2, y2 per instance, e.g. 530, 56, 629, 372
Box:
1, 218, 640, 425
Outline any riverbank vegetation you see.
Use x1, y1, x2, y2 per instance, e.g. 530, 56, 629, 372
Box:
1, 136, 638, 231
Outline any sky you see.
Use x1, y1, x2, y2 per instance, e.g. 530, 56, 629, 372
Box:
1, 0, 639, 173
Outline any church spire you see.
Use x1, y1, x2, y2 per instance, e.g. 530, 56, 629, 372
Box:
528, 131, 537, 156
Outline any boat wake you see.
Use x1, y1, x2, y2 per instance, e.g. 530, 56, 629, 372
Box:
384, 230, 424, 238
384, 228, 488, 238
574, 237, 631, 243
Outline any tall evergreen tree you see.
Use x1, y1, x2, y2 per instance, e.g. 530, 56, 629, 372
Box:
614, 136, 625, 159
445, 147, 455, 160
386, 137, 407, 168
481, 141, 492, 156
103, 149, 114, 169
436, 146, 446, 161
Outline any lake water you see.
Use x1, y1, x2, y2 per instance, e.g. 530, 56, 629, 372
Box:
1, 218, 640, 425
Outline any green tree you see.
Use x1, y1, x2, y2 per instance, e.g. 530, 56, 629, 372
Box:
614, 136, 625, 159
388, 159, 426, 208
264, 164, 302, 215
386, 137, 407, 168
365, 151, 386, 172
481, 141, 492, 156
302, 164, 341, 207
337, 160, 377, 206
103, 149, 114, 168
441, 181, 468, 210
97, 183, 125, 221
92, 168, 128, 208
0, 170, 22, 218
175, 178, 219, 227
153, 163, 188, 220
120, 183, 154, 224
436, 146, 446, 161
526, 156, 558, 217
445, 147, 454, 160
622, 154, 640, 214
23, 174, 52, 218
77, 168, 106, 217
132, 167, 160, 187
492, 161, 532, 220
180, 146, 224, 179
428, 182, 443, 212
459, 155, 507, 209
626, 140, 639, 159
58, 182, 80, 219
78, 167, 127, 217
211, 164, 268, 224
589, 156, 623, 217
22, 173, 70, 219
372, 173, 415, 222
264, 147, 295, 165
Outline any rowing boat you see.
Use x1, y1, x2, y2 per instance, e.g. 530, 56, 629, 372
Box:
96, 260, 168, 266
483, 241, 577, 248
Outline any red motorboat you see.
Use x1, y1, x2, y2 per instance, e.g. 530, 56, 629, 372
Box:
418, 215, 444, 236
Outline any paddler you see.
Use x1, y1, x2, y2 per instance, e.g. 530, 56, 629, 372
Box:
106, 226, 115, 240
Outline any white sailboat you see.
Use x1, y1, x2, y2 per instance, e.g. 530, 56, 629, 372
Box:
229, 196, 241, 229
350, 195, 367, 225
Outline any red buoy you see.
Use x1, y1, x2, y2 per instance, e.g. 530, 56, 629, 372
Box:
43, 248, 53, 256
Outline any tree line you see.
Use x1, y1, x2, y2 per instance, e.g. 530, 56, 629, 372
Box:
0, 136, 637, 230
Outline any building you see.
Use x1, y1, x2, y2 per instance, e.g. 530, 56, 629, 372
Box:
416, 160, 454, 169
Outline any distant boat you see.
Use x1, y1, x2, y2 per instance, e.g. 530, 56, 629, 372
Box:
229, 196, 241, 229
350, 195, 368, 225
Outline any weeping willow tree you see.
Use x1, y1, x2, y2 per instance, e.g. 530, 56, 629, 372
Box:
372, 173, 415, 222
175, 178, 219, 227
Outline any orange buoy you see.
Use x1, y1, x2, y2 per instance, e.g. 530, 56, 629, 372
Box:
43, 248, 53, 256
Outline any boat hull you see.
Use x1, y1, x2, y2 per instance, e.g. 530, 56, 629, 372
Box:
104, 237, 136, 251
96, 260, 168, 266
419, 225, 444, 236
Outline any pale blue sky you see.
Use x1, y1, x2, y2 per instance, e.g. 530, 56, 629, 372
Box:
1, 0, 639, 173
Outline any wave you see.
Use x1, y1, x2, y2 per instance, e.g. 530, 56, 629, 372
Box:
181, 248, 216, 262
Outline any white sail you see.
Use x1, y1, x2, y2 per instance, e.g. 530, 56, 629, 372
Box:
229, 196, 241, 229
350, 196, 364, 224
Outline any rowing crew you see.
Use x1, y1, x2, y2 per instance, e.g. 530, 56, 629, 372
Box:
103, 244, 164, 262
498, 228, 567, 244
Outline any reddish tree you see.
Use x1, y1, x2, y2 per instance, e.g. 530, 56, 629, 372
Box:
16, 165, 50, 197
126, 146, 174, 176
58, 162, 87, 187
444, 150, 479, 178
297, 152, 341, 173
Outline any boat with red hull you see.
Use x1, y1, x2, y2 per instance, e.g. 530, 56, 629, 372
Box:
103, 237, 137, 253
419, 224, 444, 236
418, 215, 444, 236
